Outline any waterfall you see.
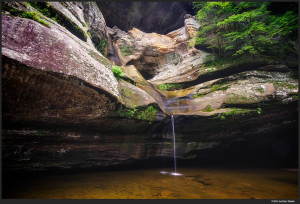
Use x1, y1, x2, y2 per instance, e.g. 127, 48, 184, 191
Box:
107, 35, 121, 66
171, 115, 177, 173
170, 115, 182, 176
160, 115, 182, 176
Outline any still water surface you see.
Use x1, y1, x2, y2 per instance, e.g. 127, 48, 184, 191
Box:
3, 167, 298, 199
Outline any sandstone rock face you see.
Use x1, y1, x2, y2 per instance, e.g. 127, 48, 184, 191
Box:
149, 48, 209, 84
96, 2, 190, 34
184, 14, 201, 39
2, 14, 119, 98
2, 56, 117, 122
161, 70, 298, 116
109, 16, 206, 82
119, 80, 156, 108
82, 2, 109, 54
49, 2, 109, 54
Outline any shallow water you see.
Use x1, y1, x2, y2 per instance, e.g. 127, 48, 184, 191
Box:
3, 167, 298, 199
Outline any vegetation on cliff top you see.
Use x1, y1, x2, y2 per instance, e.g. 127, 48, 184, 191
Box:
193, 2, 298, 63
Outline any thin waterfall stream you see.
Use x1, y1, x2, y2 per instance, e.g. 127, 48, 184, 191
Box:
170, 115, 182, 176
160, 115, 182, 176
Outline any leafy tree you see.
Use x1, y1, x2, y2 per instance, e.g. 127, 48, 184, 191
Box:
193, 2, 298, 60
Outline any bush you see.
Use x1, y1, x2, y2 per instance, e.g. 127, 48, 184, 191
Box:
95, 38, 107, 53
119, 105, 158, 123
112, 65, 124, 80
22, 11, 50, 27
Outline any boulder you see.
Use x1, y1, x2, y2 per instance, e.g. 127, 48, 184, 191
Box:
2, 14, 120, 98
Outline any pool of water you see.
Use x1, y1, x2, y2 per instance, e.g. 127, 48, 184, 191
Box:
3, 167, 298, 199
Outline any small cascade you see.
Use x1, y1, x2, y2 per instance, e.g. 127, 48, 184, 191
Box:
107, 35, 121, 66
170, 115, 182, 176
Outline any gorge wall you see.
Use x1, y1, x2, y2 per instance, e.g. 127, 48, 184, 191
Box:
2, 2, 298, 172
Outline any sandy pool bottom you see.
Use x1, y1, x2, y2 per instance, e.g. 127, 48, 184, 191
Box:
3, 167, 298, 199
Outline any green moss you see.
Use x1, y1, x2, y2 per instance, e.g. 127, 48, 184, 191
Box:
112, 65, 124, 81
273, 81, 297, 89
88, 50, 111, 68
193, 93, 207, 98
94, 37, 107, 54
193, 84, 230, 98
2, 3, 24, 16
292, 95, 298, 99
22, 11, 50, 27
225, 94, 259, 104
118, 104, 158, 122
159, 83, 185, 91
87, 31, 91, 38
38, 18, 50, 27
28, 1, 87, 41
202, 105, 214, 112
214, 108, 261, 120
35, 130, 45, 136
203, 55, 235, 70
121, 45, 134, 56
255, 87, 264, 93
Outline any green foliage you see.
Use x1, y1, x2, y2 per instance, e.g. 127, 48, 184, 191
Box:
121, 45, 134, 56
203, 55, 236, 70
193, 2, 298, 60
210, 84, 230, 92
159, 83, 185, 91
27, 1, 87, 41
36, 130, 45, 136
214, 107, 260, 120
202, 105, 214, 112
193, 93, 207, 98
193, 83, 229, 98
255, 87, 264, 93
119, 105, 158, 122
28, 2, 51, 18
87, 31, 91, 38
95, 38, 107, 53
38, 18, 51, 27
291, 95, 298, 99
273, 81, 298, 89
257, 107, 262, 114
112, 65, 124, 80
22, 11, 50, 27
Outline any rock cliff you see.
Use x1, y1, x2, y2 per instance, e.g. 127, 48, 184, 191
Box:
2, 2, 298, 172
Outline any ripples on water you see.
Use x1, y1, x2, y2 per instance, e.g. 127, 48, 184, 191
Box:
3, 167, 298, 199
